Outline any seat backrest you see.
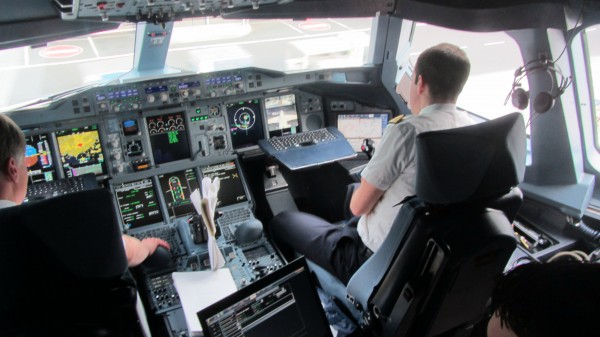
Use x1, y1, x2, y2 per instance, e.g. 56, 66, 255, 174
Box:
346, 113, 526, 337
0, 189, 141, 337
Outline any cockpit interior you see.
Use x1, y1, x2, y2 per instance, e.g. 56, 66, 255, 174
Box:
1, 0, 600, 336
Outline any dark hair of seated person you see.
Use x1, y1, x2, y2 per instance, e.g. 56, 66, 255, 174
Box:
489, 261, 600, 337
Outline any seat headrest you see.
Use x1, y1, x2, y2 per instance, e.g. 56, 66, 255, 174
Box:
20, 189, 128, 279
415, 112, 526, 205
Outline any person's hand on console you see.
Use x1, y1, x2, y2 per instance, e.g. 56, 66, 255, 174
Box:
141, 243, 173, 271
123, 235, 171, 267
141, 237, 171, 254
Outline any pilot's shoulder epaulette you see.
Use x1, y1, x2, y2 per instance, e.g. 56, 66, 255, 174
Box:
388, 115, 406, 124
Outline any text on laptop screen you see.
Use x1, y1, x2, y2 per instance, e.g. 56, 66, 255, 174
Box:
265, 94, 300, 138
114, 178, 163, 230
337, 113, 389, 152
158, 168, 201, 220
25, 133, 57, 184
200, 160, 247, 208
197, 258, 333, 337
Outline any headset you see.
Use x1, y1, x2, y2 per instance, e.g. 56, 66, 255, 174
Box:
506, 56, 572, 114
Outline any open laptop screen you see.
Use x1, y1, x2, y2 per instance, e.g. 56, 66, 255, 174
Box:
197, 258, 333, 337
337, 113, 389, 152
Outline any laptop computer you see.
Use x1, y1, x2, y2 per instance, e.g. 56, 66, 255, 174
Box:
197, 257, 333, 337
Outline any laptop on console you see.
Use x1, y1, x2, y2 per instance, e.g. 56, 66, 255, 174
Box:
197, 257, 333, 337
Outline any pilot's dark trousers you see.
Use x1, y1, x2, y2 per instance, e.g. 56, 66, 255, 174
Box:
269, 210, 373, 285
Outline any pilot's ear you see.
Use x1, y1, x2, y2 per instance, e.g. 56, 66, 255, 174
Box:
416, 75, 427, 94
6, 157, 19, 183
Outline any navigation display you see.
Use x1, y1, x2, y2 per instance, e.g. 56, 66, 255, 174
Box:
146, 112, 191, 165
114, 178, 163, 230
158, 168, 201, 219
337, 113, 389, 152
200, 160, 247, 208
265, 94, 299, 138
55, 125, 106, 177
226, 99, 265, 150
25, 133, 57, 184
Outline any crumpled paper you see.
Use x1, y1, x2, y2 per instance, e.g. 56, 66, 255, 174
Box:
190, 176, 224, 270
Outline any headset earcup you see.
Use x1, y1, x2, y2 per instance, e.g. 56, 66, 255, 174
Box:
512, 87, 529, 110
533, 91, 554, 113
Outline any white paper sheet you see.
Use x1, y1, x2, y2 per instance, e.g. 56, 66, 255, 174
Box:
195, 178, 225, 270
172, 269, 237, 335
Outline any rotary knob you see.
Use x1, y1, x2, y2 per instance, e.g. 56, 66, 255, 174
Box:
147, 94, 156, 103
160, 92, 169, 102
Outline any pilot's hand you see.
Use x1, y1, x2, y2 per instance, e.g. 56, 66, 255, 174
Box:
141, 237, 171, 254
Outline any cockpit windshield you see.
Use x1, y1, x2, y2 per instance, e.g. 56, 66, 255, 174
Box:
0, 17, 373, 111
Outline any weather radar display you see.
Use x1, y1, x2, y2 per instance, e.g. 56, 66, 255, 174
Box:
55, 125, 106, 177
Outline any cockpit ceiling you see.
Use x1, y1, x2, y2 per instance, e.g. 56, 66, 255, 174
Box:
0, 0, 598, 51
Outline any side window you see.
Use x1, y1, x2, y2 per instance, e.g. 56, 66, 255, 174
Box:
584, 25, 600, 148
411, 23, 523, 122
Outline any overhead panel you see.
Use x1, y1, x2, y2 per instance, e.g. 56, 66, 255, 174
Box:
55, 0, 291, 22
53, 0, 396, 22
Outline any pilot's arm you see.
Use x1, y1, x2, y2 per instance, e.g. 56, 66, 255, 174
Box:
350, 118, 416, 217
122, 235, 171, 267
349, 177, 384, 216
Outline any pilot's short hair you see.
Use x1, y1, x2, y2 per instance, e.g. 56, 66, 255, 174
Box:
490, 261, 600, 337
0, 114, 25, 176
413, 43, 470, 102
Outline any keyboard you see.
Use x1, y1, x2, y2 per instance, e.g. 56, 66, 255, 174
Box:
267, 128, 337, 151
218, 208, 252, 226
217, 208, 252, 242
25, 173, 98, 202
130, 226, 184, 256
259, 127, 357, 170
